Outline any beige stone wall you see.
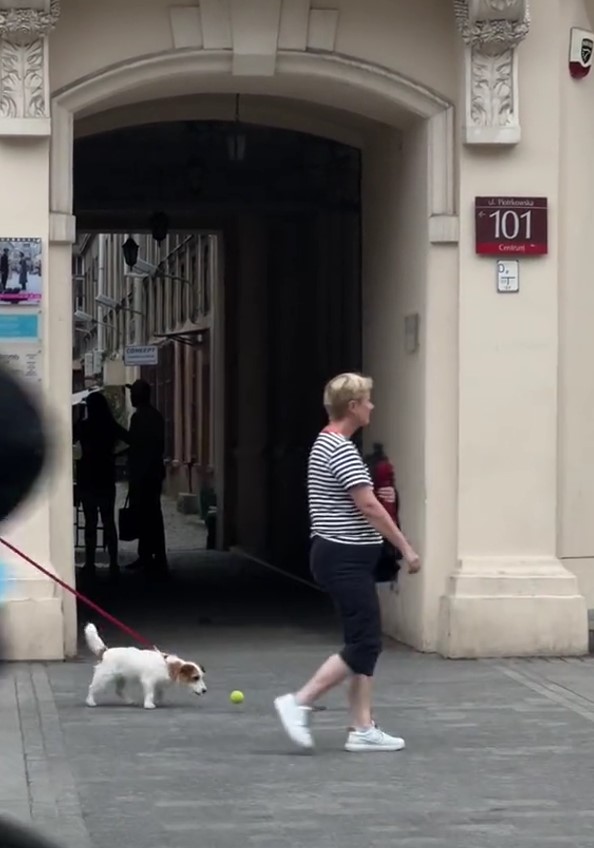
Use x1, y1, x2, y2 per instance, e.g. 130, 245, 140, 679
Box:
0, 0, 591, 658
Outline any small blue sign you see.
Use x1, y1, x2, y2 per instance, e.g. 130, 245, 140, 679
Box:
0, 313, 39, 340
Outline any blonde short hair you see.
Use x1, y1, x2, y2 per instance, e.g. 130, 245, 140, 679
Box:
323, 372, 373, 420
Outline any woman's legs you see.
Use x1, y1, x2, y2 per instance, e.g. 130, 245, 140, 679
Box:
347, 674, 374, 729
295, 654, 350, 706
275, 539, 387, 750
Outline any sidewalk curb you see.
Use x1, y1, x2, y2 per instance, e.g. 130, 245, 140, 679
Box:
15, 664, 92, 848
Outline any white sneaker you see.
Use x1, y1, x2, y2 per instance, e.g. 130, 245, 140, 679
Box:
274, 694, 314, 750
345, 725, 405, 752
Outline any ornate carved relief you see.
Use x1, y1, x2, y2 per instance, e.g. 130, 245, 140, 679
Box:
0, 0, 59, 135
454, 0, 530, 145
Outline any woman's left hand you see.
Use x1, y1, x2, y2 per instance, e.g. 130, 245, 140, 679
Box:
407, 555, 421, 574
377, 486, 395, 503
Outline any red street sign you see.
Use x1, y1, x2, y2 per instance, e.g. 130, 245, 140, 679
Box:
475, 196, 548, 256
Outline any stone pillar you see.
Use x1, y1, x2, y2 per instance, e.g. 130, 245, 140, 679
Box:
454, 0, 530, 145
0, 1, 66, 659
438, 1, 588, 657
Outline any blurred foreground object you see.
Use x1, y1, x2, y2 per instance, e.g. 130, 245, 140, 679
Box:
0, 817, 62, 848
0, 367, 63, 848
0, 364, 48, 521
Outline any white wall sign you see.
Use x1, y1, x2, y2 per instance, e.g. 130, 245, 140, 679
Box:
83, 352, 94, 377
124, 345, 158, 366
496, 260, 520, 293
92, 349, 103, 374
0, 344, 42, 384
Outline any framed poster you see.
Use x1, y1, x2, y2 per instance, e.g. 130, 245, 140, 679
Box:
0, 238, 42, 306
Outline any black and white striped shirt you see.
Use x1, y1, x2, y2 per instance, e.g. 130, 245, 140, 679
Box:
308, 431, 382, 545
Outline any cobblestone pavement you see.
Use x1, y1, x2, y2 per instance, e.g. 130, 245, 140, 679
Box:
5, 554, 594, 847
0, 664, 90, 848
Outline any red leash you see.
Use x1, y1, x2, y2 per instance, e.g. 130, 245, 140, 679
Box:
0, 537, 156, 649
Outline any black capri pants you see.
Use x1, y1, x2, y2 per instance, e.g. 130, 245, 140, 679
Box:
310, 536, 383, 677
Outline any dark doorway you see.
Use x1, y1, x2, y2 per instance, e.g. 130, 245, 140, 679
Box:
73, 119, 362, 578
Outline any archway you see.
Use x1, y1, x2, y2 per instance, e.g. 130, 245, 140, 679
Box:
48, 47, 458, 654
50, 50, 456, 223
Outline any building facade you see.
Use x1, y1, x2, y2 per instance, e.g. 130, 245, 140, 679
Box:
73, 231, 216, 497
1, 0, 593, 660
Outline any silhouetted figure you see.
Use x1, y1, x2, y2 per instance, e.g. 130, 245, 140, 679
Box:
127, 379, 167, 574
0, 248, 9, 292
18, 252, 27, 291
74, 391, 129, 577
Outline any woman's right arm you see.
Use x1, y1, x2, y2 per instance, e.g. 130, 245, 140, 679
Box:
328, 440, 420, 571
350, 485, 420, 571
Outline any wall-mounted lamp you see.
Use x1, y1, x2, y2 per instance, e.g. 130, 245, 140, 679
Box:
122, 236, 139, 269
149, 212, 169, 244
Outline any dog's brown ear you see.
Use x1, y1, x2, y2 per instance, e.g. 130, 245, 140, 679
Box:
167, 659, 182, 681
179, 663, 199, 682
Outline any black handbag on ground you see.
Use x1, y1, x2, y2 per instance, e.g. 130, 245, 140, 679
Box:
118, 494, 138, 541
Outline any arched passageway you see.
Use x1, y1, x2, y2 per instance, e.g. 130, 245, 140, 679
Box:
73, 117, 362, 580
45, 46, 457, 658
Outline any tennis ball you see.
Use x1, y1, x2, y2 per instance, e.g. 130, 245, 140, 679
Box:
230, 690, 244, 704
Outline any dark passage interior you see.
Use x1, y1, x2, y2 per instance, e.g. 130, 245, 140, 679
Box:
72, 115, 362, 620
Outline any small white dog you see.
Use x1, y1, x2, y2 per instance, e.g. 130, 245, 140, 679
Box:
84, 623, 207, 709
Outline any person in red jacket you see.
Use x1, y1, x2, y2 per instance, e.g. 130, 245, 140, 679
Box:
365, 443, 402, 584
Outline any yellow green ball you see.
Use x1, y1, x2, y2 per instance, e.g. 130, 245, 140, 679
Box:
230, 690, 244, 704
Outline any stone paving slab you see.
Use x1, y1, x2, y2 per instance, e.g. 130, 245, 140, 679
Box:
45, 627, 594, 848
0, 665, 91, 848
7, 550, 594, 848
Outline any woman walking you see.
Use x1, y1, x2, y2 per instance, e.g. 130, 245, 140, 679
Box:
74, 391, 129, 577
274, 373, 420, 752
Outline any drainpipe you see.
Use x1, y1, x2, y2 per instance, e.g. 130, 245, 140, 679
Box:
97, 234, 106, 357
132, 233, 144, 344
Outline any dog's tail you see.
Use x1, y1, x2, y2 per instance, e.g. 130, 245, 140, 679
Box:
84, 623, 107, 658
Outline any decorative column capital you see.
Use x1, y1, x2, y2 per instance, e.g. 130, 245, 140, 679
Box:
0, 0, 59, 44
454, 0, 530, 145
0, 1, 60, 137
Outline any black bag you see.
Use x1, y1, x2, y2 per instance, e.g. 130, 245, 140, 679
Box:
375, 541, 402, 584
118, 495, 138, 541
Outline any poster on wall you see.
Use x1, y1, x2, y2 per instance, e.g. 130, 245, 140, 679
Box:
0, 344, 42, 385
0, 238, 42, 306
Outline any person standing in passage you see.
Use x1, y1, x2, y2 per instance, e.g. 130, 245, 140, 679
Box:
275, 373, 421, 753
74, 391, 129, 578
127, 379, 168, 574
